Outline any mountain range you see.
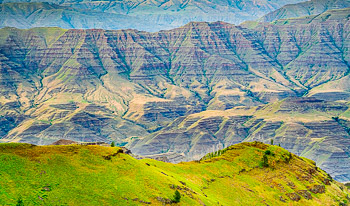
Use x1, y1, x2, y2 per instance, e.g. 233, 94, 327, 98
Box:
259, 0, 350, 22
0, 3, 350, 183
0, 2, 146, 30
0, 0, 306, 31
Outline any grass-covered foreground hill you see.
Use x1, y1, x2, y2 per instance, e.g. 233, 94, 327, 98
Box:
0, 142, 349, 205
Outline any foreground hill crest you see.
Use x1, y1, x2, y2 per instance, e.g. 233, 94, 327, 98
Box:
0, 142, 349, 205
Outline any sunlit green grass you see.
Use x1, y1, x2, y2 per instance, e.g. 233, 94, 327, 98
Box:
0, 142, 349, 205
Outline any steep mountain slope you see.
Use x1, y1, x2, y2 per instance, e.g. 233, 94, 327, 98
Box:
0, 8, 349, 143
0, 2, 147, 30
130, 97, 350, 182
0, 142, 349, 205
259, 0, 350, 22
0, 0, 305, 31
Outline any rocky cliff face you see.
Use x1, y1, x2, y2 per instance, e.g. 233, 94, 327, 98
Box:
0, 9, 350, 181
0, 0, 305, 31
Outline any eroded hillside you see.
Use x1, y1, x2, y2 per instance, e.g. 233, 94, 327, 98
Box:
0, 8, 349, 144
130, 97, 350, 182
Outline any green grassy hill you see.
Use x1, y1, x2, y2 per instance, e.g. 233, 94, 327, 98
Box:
0, 142, 349, 205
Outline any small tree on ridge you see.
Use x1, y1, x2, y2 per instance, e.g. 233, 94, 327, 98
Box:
173, 190, 181, 203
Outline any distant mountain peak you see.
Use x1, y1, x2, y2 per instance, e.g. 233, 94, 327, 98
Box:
259, 0, 350, 22
0, 0, 305, 31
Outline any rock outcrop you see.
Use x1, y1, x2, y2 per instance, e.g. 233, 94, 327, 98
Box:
51, 139, 78, 145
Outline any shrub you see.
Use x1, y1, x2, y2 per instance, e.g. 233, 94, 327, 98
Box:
111, 142, 115, 147
286, 152, 293, 163
265, 150, 271, 155
262, 154, 269, 167
16, 197, 24, 206
173, 190, 181, 203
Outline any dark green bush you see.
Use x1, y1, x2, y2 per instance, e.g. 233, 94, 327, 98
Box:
111, 142, 115, 147
286, 152, 293, 163
263, 155, 268, 166
262, 154, 269, 167
16, 197, 24, 206
173, 190, 181, 203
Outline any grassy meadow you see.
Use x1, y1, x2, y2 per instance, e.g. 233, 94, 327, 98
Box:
0, 142, 349, 205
